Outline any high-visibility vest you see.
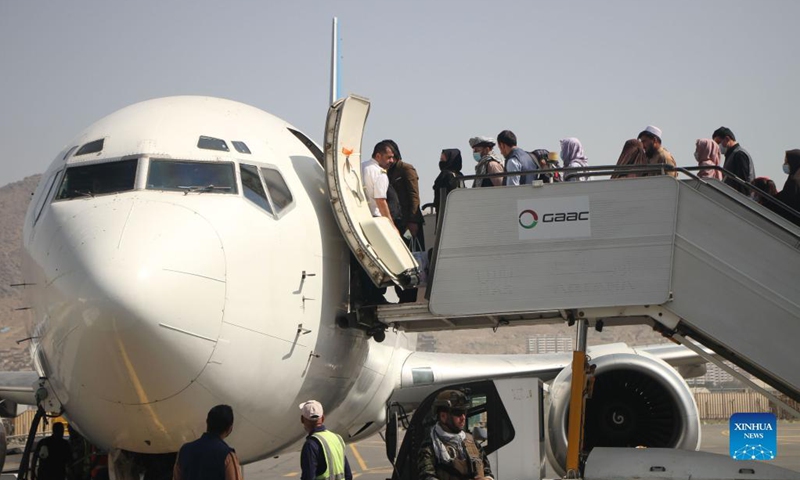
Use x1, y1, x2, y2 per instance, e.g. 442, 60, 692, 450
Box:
312, 430, 347, 480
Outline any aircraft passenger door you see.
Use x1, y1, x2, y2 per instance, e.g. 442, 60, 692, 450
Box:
324, 94, 420, 289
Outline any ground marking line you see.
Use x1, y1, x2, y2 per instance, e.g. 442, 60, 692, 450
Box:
350, 444, 368, 472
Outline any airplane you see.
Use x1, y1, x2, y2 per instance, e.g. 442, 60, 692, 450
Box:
0, 94, 711, 479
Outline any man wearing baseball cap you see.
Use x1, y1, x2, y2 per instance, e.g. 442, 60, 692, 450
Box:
299, 400, 353, 480
637, 125, 677, 178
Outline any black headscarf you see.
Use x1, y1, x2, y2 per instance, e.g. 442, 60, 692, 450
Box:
433, 149, 463, 211
438, 149, 462, 173
776, 149, 800, 225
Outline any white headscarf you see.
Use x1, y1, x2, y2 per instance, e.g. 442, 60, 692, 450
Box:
560, 137, 589, 181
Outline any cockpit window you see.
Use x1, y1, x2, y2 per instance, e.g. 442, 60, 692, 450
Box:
232, 141, 251, 154
197, 136, 229, 152
75, 139, 105, 156
240, 164, 272, 214
55, 159, 137, 200
147, 159, 237, 194
260, 167, 293, 212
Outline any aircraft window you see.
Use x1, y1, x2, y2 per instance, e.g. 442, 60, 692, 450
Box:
147, 159, 237, 194
75, 139, 105, 156
232, 141, 251, 154
55, 159, 137, 200
34, 170, 62, 222
240, 164, 273, 213
197, 136, 229, 152
260, 167, 293, 211
62, 146, 78, 161
288, 128, 324, 165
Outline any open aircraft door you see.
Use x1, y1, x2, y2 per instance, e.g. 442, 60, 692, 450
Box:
324, 94, 420, 289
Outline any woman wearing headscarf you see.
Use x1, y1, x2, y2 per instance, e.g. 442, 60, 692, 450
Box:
751, 177, 778, 207
559, 137, 589, 181
432, 149, 463, 212
694, 139, 723, 180
611, 139, 647, 179
776, 149, 800, 226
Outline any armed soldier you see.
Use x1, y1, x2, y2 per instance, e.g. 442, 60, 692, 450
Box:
418, 390, 493, 480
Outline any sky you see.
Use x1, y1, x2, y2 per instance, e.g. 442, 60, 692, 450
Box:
1, 1, 798, 205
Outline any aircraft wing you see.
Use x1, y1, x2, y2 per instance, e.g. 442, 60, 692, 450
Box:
0, 371, 39, 409
389, 342, 709, 410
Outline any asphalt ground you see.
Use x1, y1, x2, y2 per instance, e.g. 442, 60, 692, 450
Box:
2, 422, 797, 479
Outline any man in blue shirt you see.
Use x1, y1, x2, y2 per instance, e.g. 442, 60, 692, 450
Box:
299, 400, 353, 480
496, 130, 538, 186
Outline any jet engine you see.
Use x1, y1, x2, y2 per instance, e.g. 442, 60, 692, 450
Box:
546, 351, 701, 476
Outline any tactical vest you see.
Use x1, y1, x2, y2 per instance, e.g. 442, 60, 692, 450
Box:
434, 434, 484, 480
312, 430, 347, 480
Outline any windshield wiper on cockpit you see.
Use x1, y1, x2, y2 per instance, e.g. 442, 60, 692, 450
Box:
177, 185, 232, 195
70, 190, 95, 198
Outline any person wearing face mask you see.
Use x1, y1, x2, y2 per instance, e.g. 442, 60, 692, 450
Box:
694, 138, 723, 180
776, 149, 800, 226
432, 149, 463, 212
712, 127, 755, 194
418, 390, 493, 480
468, 136, 504, 187
637, 125, 677, 178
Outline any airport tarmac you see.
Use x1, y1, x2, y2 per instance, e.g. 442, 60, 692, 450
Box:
244, 422, 800, 479
2, 422, 797, 479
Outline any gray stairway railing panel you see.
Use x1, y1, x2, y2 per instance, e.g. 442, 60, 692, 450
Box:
669, 180, 800, 394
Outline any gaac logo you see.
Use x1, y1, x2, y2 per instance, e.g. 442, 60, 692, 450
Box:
730, 412, 777, 460
518, 210, 538, 229
517, 196, 591, 240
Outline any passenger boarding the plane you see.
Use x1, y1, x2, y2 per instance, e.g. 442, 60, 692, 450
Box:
559, 137, 590, 181
432, 149, 463, 212
469, 136, 503, 188
418, 390, 493, 480
362, 140, 398, 232
496, 130, 538, 186
694, 139, 723, 180
611, 139, 647, 179
638, 125, 678, 178
776, 149, 800, 226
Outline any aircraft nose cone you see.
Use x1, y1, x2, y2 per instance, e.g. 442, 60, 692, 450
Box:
43, 198, 226, 405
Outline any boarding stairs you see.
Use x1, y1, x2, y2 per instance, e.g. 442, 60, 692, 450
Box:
375, 174, 800, 402
323, 95, 800, 403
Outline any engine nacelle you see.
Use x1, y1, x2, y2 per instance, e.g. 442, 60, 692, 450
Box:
546, 351, 701, 476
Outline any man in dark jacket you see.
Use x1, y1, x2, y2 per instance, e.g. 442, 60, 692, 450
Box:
712, 127, 755, 194
385, 140, 425, 303
34, 422, 71, 480
173, 405, 242, 480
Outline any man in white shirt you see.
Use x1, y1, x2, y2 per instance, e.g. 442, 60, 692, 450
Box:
362, 140, 396, 225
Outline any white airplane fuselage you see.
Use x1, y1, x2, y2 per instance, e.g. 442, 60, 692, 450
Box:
22, 96, 411, 462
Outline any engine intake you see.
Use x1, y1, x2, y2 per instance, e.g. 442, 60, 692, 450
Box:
546, 352, 701, 476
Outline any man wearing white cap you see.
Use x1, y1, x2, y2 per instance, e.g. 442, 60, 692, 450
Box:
299, 400, 353, 480
469, 136, 504, 187
637, 125, 677, 178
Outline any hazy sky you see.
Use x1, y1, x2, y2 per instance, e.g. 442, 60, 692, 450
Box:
1, 1, 798, 204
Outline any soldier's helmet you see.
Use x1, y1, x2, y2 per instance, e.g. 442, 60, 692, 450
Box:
432, 389, 469, 416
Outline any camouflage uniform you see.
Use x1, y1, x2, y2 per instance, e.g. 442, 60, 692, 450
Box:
417, 428, 492, 480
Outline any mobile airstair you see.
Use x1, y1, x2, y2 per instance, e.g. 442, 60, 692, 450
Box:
325, 95, 800, 403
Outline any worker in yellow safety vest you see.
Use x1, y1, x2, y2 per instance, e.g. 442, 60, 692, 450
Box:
298, 400, 353, 480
